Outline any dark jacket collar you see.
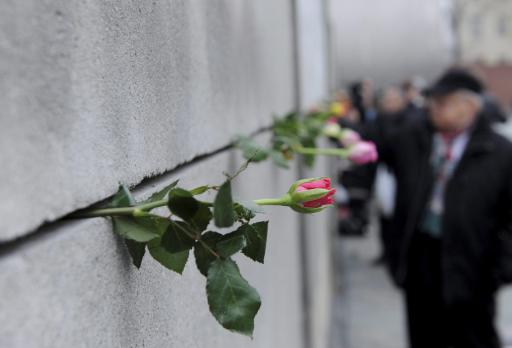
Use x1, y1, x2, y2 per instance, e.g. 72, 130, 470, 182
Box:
463, 112, 495, 157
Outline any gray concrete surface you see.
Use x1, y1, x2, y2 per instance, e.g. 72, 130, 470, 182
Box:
296, 0, 329, 106
303, 147, 335, 348
330, 218, 512, 348
0, 150, 308, 348
0, 0, 294, 241
0, 0, 339, 344
331, 224, 407, 348
295, 0, 332, 342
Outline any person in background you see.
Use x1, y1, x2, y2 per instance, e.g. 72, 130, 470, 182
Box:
483, 93, 508, 124
372, 86, 407, 264
402, 77, 426, 114
349, 79, 377, 124
380, 86, 407, 115
338, 85, 416, 241
332, 89, 361, 123
342, 68, 512, 348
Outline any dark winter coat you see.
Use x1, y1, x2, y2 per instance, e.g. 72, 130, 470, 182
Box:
343, 109, 512, 305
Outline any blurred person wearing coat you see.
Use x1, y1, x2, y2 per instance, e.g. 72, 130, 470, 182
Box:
349, 79, 377, 124
342, 68, 512, 348
402, 77, 427, 114
372, 86, 407, 264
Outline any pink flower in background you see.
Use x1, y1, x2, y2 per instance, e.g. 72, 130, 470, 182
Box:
326, 117, 338, 124
339, 129, 361, 147
347, 141, 378, 164
323, 122, 343, 138
296, 178, 335, 208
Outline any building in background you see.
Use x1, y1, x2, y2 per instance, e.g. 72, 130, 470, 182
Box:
453, 0, 512, 111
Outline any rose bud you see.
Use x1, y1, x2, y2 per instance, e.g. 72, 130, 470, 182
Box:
347, 141, 378, 164
326, 117, 338, 124
288, 177, 336, 213
253, 177, 336, 214
339, 129, 361, 147
323, 122, 343, 139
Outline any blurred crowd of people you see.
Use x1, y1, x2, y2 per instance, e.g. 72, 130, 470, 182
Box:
330, 68, 512, 348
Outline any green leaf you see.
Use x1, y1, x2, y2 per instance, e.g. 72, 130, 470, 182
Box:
234, 203, 256, 222
244, 148, 268, 162
168, 188, 200, 221
240, 221, 268, 263
206, 259, 261, 336
141, 180, 179, 204
236, 136, 269, 162
214, 180, 235, 228
189, 203, 212, 232
303, 115, 325, 138
161, 221, 196, 253
216, 230, 246, 258
109, 185, 135, 208
124, 239, 146, 268
190, 185, 210, 196
109, 186, 147, 268
194, 231, 222, 276
301, 137, 316, 168
148, 237, 189, 274
237, 200, 265, 215
112, 216, 161, 242
272, 112, 300, 140
270, 150, 290, 169
166, 188, 212, 232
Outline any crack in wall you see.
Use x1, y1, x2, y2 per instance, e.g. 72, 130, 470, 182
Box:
0, 125, 273, 257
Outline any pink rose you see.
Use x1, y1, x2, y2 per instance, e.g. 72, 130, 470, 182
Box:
347, 141, 378, 164
296, 178, 336, 208
339, 129, 361, 147
323, 122, 343, 138
326, 117, 338, 125
254, 177, 336, 213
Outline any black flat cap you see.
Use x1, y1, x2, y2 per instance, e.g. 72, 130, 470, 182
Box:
424, 68, 485, 97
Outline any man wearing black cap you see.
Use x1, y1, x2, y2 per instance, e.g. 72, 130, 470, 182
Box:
342, 68, 512, 347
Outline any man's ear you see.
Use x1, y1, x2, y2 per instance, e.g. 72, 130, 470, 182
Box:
466, 98, 478, 115
463, 95, 481, 115
465, 92, 483, 114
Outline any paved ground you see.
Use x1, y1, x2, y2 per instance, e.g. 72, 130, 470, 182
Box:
330, 219, 512, 348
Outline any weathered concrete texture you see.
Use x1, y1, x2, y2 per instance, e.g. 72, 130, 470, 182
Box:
332, 231, 407, 348
303, 159, 335, 348
331, 217, 512, 348
328, 0, 454, 86
294, 0, 332, 344
0, 150, 307, 348
0, 0, 294, 241
296, 0, 329, 107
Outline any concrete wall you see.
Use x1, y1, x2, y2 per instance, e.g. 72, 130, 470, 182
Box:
0, 0, 294, 241
1, 150, 309, 348
296, 0, 329, 106
0, 1, 335, 348
328, 0, 455, 87
303, 149, 335, 348
295, 1, 333, 348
